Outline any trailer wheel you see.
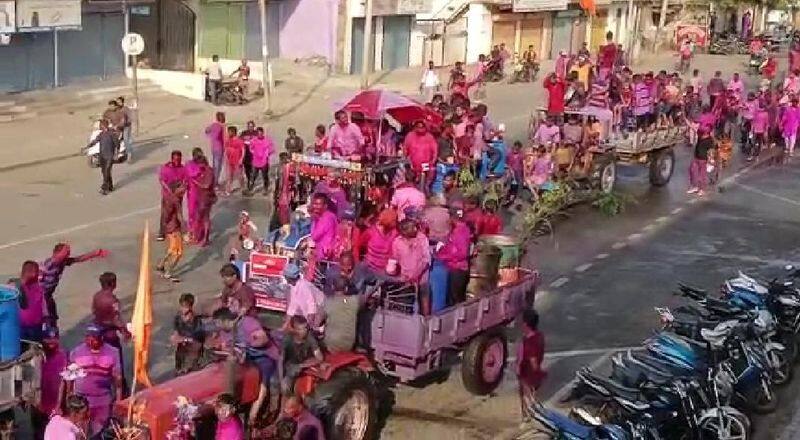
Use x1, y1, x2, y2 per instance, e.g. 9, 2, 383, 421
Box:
649, 148, 675, 186
590, 156, 616, 193
305, 368, 381, 440
462, 332, 507, 396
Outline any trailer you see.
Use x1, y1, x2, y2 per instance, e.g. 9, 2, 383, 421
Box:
0, 342, 43, 436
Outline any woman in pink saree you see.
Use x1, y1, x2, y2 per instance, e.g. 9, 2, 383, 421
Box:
184, 148, 204, 242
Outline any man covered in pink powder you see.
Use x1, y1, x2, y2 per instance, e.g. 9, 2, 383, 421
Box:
781, 98, 800, 157
327, 110, 365, 158
309, 193, 339, 260
70, 324, 123, 436
157, 150, 187, 241
184, 148, 205, 243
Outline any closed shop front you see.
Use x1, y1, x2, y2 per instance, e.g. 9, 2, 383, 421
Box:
590, 9, 609, 52
245, 0, 279, 61
520, 17, 543, 56
492, 19, 515, 49
350, 17, 376, 74
382, 15, 412, 70
552, 14, 572, 56
199, 2, 244, 60
0, 11, 124, 92
131, 0, 196, 71
443, 15, 467, 65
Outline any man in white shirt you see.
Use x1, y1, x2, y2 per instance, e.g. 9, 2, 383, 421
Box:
420, 61, 441, 103
206, 54, 224, 105
282, 263, 325, 334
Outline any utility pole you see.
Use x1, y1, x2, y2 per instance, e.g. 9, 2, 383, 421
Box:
626, 0, 634, 55
360, 0, 374, 89
259, 0, 272, 114
654, 0, 669, 52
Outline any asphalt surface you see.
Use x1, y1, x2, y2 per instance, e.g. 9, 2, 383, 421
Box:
1, 52, 798, 439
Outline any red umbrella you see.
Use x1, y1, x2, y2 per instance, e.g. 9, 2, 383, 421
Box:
335, 89, 443, 126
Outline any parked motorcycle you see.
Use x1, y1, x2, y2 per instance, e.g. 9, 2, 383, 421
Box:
84, 120, 128, 168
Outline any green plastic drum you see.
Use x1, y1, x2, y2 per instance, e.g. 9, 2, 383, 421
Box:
479, 235, 523, 268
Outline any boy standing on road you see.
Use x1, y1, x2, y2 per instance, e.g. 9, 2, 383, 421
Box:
224, 126, 246, 195
157, 182, 186, 282
517, 309, 546, 420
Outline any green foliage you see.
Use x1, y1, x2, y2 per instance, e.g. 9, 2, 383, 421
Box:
592, 191, 634, 217
516, 183, 575, 240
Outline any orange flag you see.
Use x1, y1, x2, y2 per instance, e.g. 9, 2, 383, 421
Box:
580, 0, 596, 16
131, 221, 153, 388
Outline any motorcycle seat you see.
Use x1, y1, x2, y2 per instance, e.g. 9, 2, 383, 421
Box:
578, 369, 644, 403
612, 354, 673, 387
703, 297, 743, 315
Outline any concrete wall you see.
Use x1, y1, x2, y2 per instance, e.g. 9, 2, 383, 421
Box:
135, 67, 206, 100
409, 19, 427, 67
279, 0, 339, 63
466, 3, 491, 63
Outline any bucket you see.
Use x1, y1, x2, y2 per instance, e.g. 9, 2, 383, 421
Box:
467, 242, 501, 297
480, 235, 523, 285
0, 285, 21, 361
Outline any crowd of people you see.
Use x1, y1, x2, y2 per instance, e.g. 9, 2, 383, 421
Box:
35, 25, 800, 439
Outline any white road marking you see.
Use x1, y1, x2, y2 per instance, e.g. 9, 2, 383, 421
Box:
543, 346, 644, 360
642, 224, 656, 232
595, 253, 610, 260
549, 277, 569, 288
574, 263, 592, 273
0, 205, 159, 251
671, 208, 683, 215
627, 233, 643, 241
734, 182, 800, 208
655, 216, 670, 223
673, 250, 795, 266
611, 242, 627, 250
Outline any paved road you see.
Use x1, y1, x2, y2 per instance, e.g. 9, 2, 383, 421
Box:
1, 52, 796, 439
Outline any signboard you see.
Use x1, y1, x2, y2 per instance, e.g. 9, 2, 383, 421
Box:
16, 0, 81, 32
121, 32, 145, 56
249, 253, 289, 278
675, 24, 708, 48
513, 0, 569, 12
372, 0, 432, 16
0, 1, 15, 33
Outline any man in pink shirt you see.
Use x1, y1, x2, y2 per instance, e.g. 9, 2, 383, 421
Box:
158, 150, 187, 241
436, 208, 471, 305
403, 121, 438, 175
533, 118, 561, 145
39, 327, 67, 418
392, 219, 432, 314
18, 260, 47, 342
310, 193, 339, 260
70, 324, 123, 436
247, 126, 274, 194
327, 110, 365, 157
391, 169, 426, 220
44, 395, 90, 440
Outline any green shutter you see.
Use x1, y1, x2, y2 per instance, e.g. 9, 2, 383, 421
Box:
200, 4, 229, 58
226, 4, 245, 59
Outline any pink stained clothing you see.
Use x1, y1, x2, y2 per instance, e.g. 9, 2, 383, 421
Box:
533, 125, 561, 145
70, 343, 121, 408
404, 131, 438, 172
327, 122, 365, 157
215, 415, 245, 440
690, 76, 703, 95
377, 128, 398, 157
362, 225, 399, 273
781, 106, 800, 135
742, 99, 758, 120
392, 232, 432, 283
250, 136, 275, 168
752, 110, 769, 134
40, 349, 67, 414
159, 163, 187, 197
286, 278, 325, 331
205, 121, 226, 154
555, 56, 569, 80
185, 160, 202, 233
44, 415, 83, 440
727, 79, 745, 100
436, 221, 471, 271
311, 210, 339, 259
19, 281, 45, 328
531, 157, 553, 186
697, 112, 717, 131
391, 185, 427, 220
